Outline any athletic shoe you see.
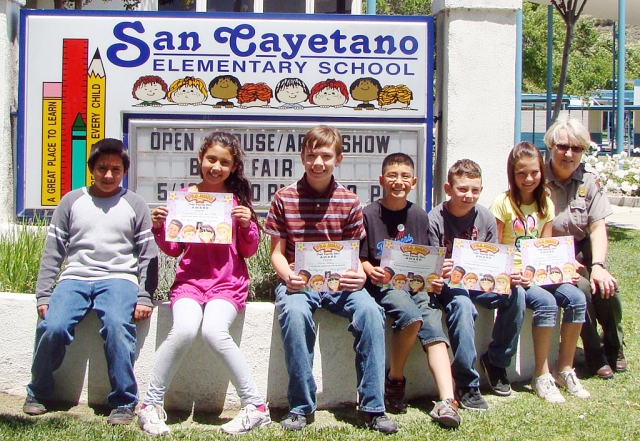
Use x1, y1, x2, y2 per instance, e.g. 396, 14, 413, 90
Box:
361, 412, 399, 434
220, 404, 271, 434
531, 373, 566, 404
480, 352, 511, 396
554, 369, 591, 399
429, 398, 461, 429
455, 387, 489, 411
280, 411, 313, 431
107, 406, 135, 425
23, 394, 47, 415
384, 373, 407, 414
138, 403, 170, 436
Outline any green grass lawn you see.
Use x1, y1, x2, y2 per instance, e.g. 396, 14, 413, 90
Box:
1, 226, 639, 440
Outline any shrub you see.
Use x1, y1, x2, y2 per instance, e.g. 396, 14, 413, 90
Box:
0, 223, 47, 293
1, 223, 278, 302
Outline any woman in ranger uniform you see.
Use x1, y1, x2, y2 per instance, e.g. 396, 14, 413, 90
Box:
543, 114, 626, 379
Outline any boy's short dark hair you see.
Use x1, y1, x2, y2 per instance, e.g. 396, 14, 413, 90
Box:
381, 152, 414, 174
453, 266, 466, 276
169, 219, 183, 229
447, 159, 481, 184
87, 138, 130, 172
302, 125, 343, 156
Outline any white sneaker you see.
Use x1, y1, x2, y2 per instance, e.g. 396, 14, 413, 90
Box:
138, 403, 170, 436
220, 404, 272, 434
554, 369, 591, 399
531, 373, 566, 404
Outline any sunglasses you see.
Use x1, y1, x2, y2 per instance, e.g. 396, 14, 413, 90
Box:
555, 144, 584, 154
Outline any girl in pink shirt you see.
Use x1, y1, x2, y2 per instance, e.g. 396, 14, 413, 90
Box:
138, 132, 270, 435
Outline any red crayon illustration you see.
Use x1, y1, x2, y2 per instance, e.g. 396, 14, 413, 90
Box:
61, 39, 89, 195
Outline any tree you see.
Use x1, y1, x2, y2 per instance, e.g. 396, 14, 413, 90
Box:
550, 0, 588, 121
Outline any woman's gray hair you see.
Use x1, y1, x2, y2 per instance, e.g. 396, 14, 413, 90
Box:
543, 112, 591, 151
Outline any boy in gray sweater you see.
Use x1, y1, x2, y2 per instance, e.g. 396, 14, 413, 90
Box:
23, 138, 158, 425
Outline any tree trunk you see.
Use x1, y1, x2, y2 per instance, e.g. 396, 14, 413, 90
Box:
552, 21, 574, 121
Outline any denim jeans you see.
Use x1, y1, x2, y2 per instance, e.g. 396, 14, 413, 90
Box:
525, 284, 586, 328
27, 279, 139, 408
437, 285, 525, 388
374, 288, 448, 346
274, 283, 386, 415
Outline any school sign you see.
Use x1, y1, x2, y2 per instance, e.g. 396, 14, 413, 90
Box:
17, 10, 434, 217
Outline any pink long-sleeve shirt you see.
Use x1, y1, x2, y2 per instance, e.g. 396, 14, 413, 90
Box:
152, 197, 259, 312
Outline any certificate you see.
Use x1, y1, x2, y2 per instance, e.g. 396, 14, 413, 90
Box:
450, 239, 516, 294
294, 240, 360, 292
520, 236, 577, 286
378, 240, 446, 293
165, 191, 234, 244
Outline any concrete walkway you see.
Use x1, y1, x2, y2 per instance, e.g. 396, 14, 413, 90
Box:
607, 204, 640, 230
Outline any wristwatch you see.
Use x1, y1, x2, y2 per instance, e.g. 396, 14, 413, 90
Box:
592, 261, 608, 269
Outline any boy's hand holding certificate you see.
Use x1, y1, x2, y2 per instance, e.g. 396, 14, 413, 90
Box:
379, 240, 446, 294
294, 240, 360, 292
520, 236, 577, 286
165, 191, 234, 244
450, 239, 515, 294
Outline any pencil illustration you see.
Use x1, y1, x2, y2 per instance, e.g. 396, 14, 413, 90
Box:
71, 113, 87, 190
86, 49, 105, 186
41, 82, 62, 206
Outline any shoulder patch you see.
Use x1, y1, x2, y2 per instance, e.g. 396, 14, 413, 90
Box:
594, 177, 605, 194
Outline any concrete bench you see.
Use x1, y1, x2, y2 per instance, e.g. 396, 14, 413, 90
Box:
0, 292, 557, 412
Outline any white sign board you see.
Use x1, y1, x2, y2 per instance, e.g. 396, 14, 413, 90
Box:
17, 10, 434, 217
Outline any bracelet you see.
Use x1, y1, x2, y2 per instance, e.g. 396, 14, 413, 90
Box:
592, 261, 607, 269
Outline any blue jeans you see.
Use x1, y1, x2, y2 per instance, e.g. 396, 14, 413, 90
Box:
437, 285, 525, 388
275, 283, 386, 415
525, 284, 586, 327
374, 288, 449, 346
27, 279, 139, 408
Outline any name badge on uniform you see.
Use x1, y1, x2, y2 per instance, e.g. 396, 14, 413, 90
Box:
578, 186, 586, 198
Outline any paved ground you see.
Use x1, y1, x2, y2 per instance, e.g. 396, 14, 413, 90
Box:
607, 204, 640, 230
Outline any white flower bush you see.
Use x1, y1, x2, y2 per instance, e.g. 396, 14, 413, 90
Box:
584, 150, 640, 197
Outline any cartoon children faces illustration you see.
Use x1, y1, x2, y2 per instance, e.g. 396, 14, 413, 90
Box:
310, 274, 325, 292
167, 76, 208, 105
408, 274, 425, 293
463, 272, 478, 290
215, 223, 232, 243
392, 274, 407, 291
198, 224, 215, 243
166, 219, 183, 241
378, 84, 413, 111
327, 274, 341, 292
237, 82, 273, 108
309, 79, 349, 108
275, 78, 309, 109
495, 274, 510, 294
132, 75, 168, 107
562, 263, 575, 282
448, 266, 465, 288
479, 274, 495, 292
350, 77, 382, 110
209, 75, 241, 108
181, 225, 197, 241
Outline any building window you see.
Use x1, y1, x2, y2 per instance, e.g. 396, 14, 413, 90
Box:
263, 0, 305, 13
158, 0, 197, 11
206, 0, 253, 12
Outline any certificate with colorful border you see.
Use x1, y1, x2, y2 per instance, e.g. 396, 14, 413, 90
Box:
520, 236, 577, 286
293, 240, 360, 293
450, 239, 515, 294
379, 240, 446, 293
165, 191, 234, 244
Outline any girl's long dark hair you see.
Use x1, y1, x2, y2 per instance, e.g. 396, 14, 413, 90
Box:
507, 142, 549, 221
198, 132, 259, 227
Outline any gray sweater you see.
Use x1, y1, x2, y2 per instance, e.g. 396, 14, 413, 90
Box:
35, 187, 158, 307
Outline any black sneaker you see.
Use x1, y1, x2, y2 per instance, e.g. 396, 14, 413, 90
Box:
107, 406, 135, 425
384, 373, 407, 414
429, 398, 461, 429
362, 412, 399, 434
23, 394, 47, 415
480, 352, 511, 396
455, 387, 489, 412
280, 412, 314, 431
